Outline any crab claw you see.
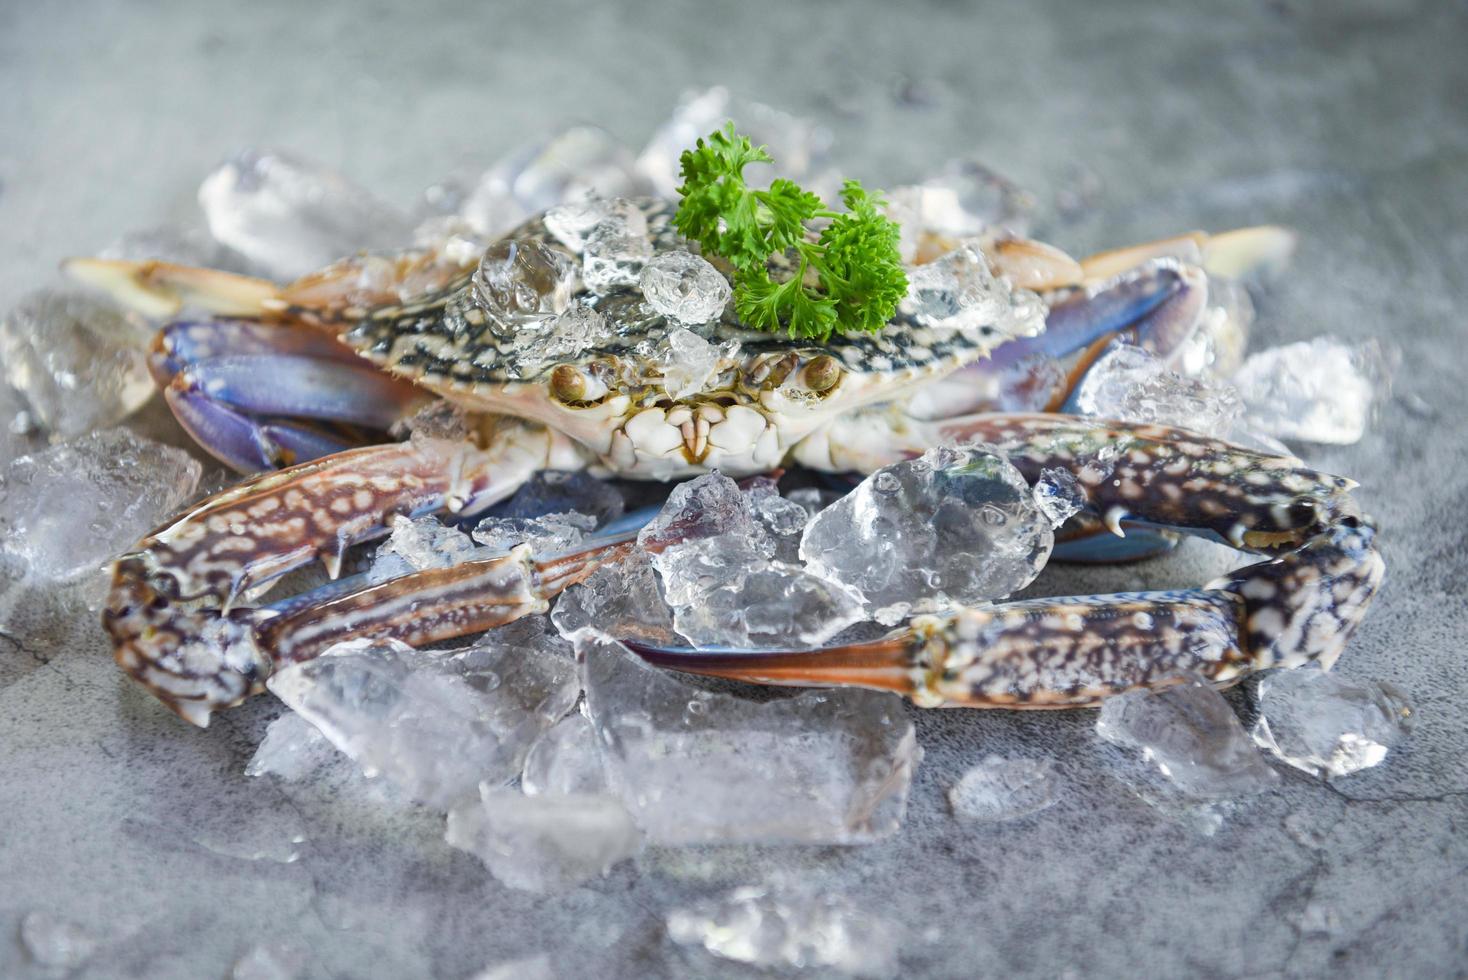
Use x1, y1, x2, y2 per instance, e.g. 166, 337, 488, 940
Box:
62, 258, 279, 319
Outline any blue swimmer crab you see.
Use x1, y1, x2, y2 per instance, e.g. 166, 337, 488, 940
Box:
69, 200, 1382, 725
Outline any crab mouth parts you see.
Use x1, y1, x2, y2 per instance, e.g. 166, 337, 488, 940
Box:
614, 398, 779, 468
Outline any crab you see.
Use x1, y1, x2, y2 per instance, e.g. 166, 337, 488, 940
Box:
68, 199, 1383, 726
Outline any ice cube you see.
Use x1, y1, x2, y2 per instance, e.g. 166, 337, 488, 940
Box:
1096, 674, 1279, 798
1032, 467, 1087, 528
636, 87, 833, 198
491, 470, 625, 527
639, 250, 731, 325
576, 632, 919, 844
369, 514, 483, 582
657, 328, 737, 400
245, 712, 343, 781
445, 785, 641, 893
1231, 336, 1393, 445
666, 886, 900, 980
637, 472, 771, 605
550, 550, 678, 645
948, 756, 1058, 822
800, 446, 1053, 624
198, 149, 413, 280
0, 429, 202, 583
902, 243, 1047, 338
1075, 344, 1242, 437
471, 511, 596, 554
749, 491, 813, 563
1251, 668, 1414, 778
266, 636, 579, 809
522, 711, 608, 795
0, 290, 155, 438
672, 563, 864, 648
19, 911, 97, 970
581, 218, 653, 293
472, 238, 575, 328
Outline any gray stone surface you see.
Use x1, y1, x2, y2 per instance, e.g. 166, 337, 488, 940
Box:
1, 0, 1465, 977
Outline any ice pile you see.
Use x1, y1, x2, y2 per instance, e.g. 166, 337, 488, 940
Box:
0, 290, 155, 438
1251, 668, 1414, 778
1231, 336, 1394, 445
472, 511, 596, 554
948, 756, 1059, 822
0, 429, 202, 584
1096, 674, 1278, 799
637, 473, 862, 647
1075, 344, 1243, 438
266, 635, 579, 808
903, 242, 1047, 338
577, 631, 919, 845
800, 446, 1054, 624
367, 514, 484, 582
489, 469, 625, 527
639, 250, 731, 325
666, 885, 900, 980
199, 149, 413, 280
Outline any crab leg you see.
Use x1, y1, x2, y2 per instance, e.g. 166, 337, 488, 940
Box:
105, 422, 585, 725
627, 519, 1382, 708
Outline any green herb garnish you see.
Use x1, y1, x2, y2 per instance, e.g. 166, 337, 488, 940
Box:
673, 123, 907, 341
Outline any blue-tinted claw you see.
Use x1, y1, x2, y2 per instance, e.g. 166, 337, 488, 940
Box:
165, 384, 359, 471
176, 355, 420, 430
1051, 523, 1181, 563
151, 319, 367, 381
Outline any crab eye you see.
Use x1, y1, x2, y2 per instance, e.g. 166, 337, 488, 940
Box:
800, 354, 843, 394
549, 364, 607, 405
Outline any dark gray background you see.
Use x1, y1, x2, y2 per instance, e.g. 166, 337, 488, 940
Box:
1, 0, 1466, 977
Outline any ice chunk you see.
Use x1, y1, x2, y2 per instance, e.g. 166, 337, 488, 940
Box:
800, 446, 1053, 624
445, 785, 640, 893
198, 149, 412, 280
20, 911, 97, 969
472, 511, 596, 554
637, 87, 833, 198
673, 563, 864, 648
369, 514, 482, 582
522, 711, 608, 795
504, 303, 617, 380
551, 550, 677, 644
1032, 467, 1087, 528
0, 289, 154, 438
749, 490, 813, 563
902, 243, 1047, 338
1096, 674, 1278, 798
544, 196, 614, 253
266, 636, 579, 808
1075, 344, 1242, 436
1231, 336, 1393, 444
582, 216, 653, 293
472, 238, 575, 327
469, 953, 556, 980
491, 470, 624, 526
638, 472, 771, 605
639, 250, 731, 325
577, 632, 918, 844
1251, 668, 1414, 778
246, 712, 343, 781
948, 756, 1058, 822
657, 328, 737, 400
666, 886, 900, 980
0, 429, 202, 583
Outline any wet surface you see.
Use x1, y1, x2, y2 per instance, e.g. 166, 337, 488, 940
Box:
1, 0, 1466, 976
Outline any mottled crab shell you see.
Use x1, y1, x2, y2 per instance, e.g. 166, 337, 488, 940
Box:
339, 199, 1040, 478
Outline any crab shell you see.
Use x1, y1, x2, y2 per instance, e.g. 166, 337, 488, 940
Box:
310, 200, 1042, 479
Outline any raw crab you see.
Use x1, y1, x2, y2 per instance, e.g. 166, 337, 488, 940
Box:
69, 200, 1381, 725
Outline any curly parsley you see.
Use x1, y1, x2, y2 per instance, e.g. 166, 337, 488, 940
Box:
673, 123, 906, 341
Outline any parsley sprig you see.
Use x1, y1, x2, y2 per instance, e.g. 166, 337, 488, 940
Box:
673, 123, 907, 341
